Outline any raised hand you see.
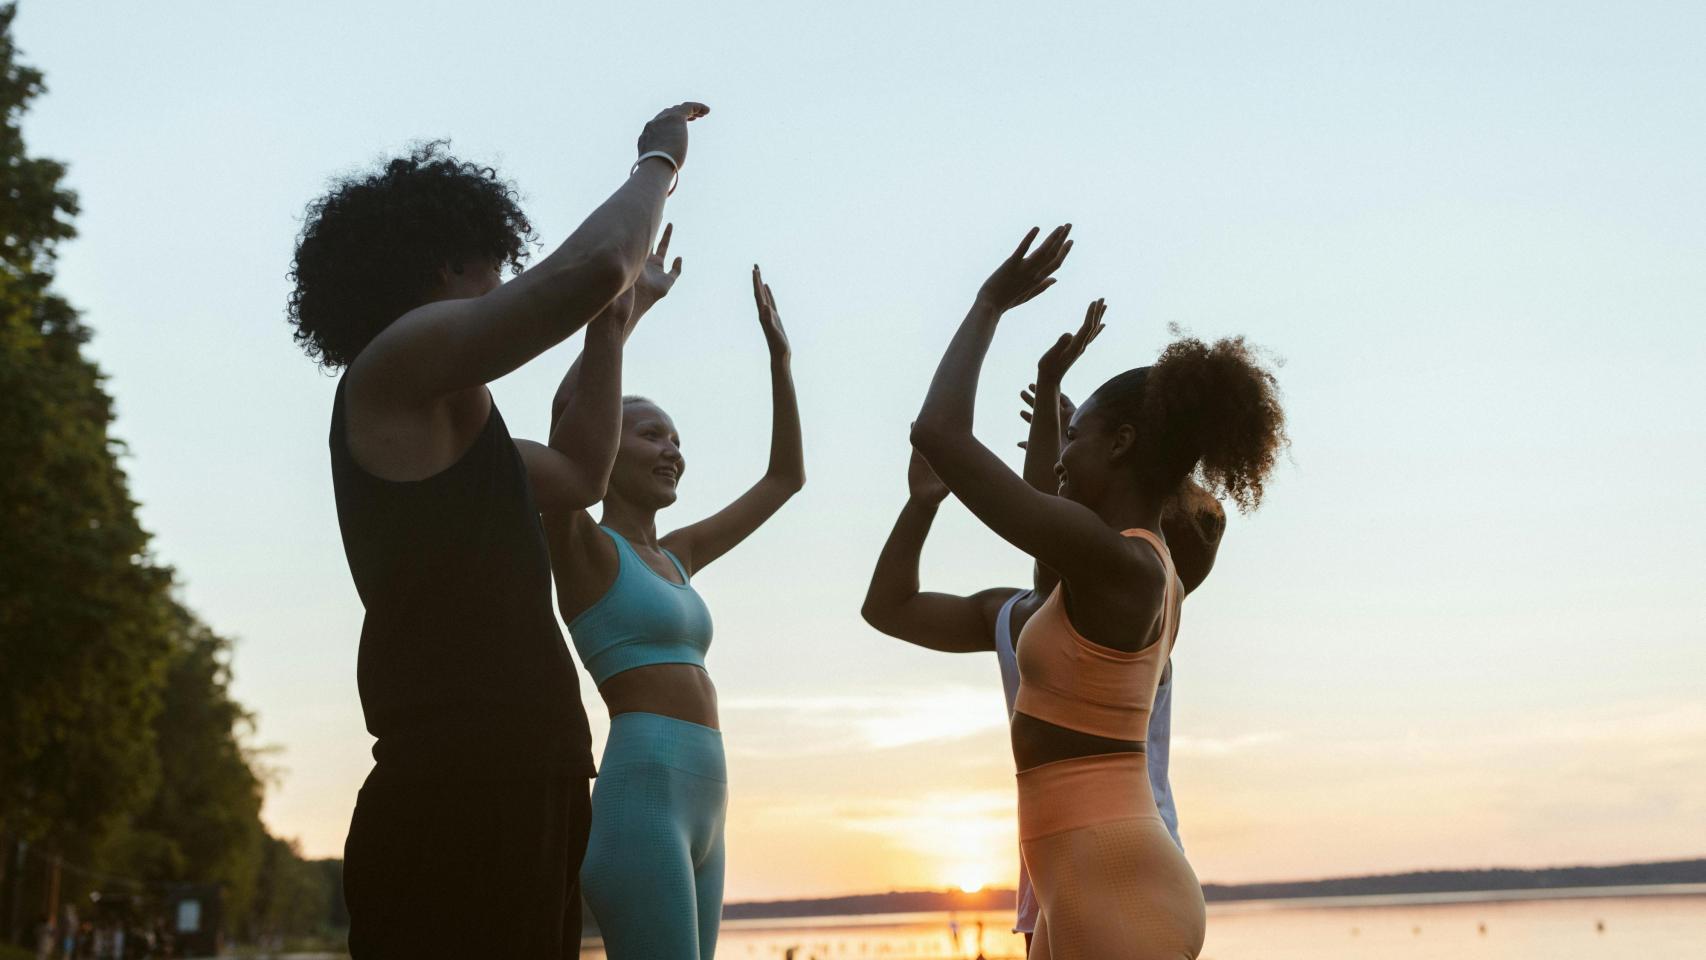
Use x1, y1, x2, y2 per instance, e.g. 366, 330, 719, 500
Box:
907, 449, 949, 504
636, 101, 711, 169
752, 265, 790, 362
634, 223, 683, 310
975, 224, 1074, 314
1016, 388, 1075, 451
1038, 298, 1106, 383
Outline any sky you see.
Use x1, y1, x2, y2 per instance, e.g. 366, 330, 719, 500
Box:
16, 0, 1706, 901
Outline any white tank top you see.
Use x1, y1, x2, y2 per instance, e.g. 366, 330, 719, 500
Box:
995, 590, 1183, 933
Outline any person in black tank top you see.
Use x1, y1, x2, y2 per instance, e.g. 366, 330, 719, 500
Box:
288, 103, 710, 959
331, 379, 587, 768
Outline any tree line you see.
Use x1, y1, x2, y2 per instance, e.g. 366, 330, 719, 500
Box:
0, 3, 340, 949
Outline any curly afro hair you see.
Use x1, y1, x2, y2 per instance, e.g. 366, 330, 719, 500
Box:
287, 141, 536, 369
1090, 332, 1288, 513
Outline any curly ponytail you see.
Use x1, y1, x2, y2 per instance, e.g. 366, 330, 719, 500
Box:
1093, 333, 1287, 513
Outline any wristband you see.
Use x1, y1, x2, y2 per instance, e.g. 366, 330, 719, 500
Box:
632, 150, 680, 196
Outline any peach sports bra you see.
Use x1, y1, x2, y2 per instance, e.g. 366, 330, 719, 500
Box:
1012, 529, 1180, 743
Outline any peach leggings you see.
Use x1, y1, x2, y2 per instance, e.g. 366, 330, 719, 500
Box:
1018, 753, 1205, 960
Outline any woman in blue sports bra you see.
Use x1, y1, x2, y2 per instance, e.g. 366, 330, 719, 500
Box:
541, 241, 805, 960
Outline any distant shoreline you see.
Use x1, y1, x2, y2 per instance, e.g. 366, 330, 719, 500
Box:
721, 857, 1706, 922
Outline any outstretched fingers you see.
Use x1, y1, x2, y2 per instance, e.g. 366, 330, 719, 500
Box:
1067, 299, 1106, 355
752, 267, 783, 328
1008, 226, 1042, 262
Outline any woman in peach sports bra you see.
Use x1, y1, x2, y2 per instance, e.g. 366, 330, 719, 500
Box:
911, 225, 1287, 960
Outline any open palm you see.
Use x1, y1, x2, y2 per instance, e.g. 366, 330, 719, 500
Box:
752, 264, 790, 360
976, 224, 1074, 313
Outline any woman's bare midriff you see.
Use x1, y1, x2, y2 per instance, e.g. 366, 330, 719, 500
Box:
599, 663, 720, 729
1011, 710, 1143, 772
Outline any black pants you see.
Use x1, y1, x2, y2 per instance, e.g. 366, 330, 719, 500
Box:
344, 765, 593, 958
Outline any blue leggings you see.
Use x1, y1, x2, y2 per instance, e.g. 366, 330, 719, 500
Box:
582, 712, 728, 959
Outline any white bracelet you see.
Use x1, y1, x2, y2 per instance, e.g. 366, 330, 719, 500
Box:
632, 150, 680, 196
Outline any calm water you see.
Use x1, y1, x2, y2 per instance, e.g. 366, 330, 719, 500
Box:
579, 885, 1706, 959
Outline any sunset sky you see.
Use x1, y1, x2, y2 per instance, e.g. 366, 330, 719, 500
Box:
17, 0, 1706, 900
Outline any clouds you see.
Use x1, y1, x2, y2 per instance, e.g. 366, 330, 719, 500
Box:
722, 685, 1010, 755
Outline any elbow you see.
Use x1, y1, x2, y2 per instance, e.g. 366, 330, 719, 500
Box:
559, 485, 605, 514
909, 420, 948, 461
764, 466, 807, 499
910, 420, 967, 475
581, 248, 633, 306
542, 245, 631, 320
540, 480, 603, 516
859, 598, 891, 634
583, 478, 612, 509
563, 467, 612, 512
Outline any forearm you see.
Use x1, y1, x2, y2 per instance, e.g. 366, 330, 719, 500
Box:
551, 297, 656, 430
913, 303, 1000, 445
861, 496, 940, 627
546, 321, 624, 492
1024, 375, 1064, 595
1023, 377, 1062, 493
764, 356, 806, 490
400, 164, 670, 396
533, 161, 672, 300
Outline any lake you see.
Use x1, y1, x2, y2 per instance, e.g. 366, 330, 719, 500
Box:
579, 884, 1706, 959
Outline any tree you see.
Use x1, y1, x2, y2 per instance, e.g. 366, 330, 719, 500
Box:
105, 605, 267, 926
251, 839, 334, 943
0, 0, 173, 881
0, 10, 345, 947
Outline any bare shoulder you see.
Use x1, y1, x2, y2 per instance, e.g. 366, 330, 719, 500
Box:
341, 342, 493, 482
1059, 538, 1169, 652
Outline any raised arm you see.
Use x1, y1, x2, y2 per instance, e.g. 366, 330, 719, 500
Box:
861, 451, 1016, 652
551, 224, 683, 429
517, 291, 631, 514
1022, 309, 1101, 495
352, 103, 708, 408
1019, 306, 1103, 594
662, 266, 805, 575
910, 227, 1136, 586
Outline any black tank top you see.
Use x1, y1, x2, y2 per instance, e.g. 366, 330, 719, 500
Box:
330, 379, 593, 775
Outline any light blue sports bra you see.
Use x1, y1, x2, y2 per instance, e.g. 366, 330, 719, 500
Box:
567, 527, 714, 685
